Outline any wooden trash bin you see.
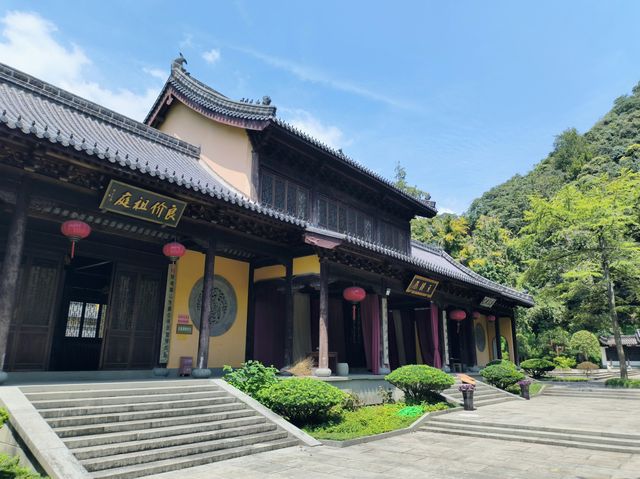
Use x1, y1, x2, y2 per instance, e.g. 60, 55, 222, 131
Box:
179, 356, 193, 377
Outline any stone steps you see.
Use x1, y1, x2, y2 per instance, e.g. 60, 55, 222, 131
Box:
542, 387, 640, 400
24, 379, 299, 478
441, 377, 521, 408
422, 417, 640, 454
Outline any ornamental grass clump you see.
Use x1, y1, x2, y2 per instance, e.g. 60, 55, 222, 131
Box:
520, 358, 555, 378
385, 365, 454, 405
576, 361, 599, 377
480, 364, 525, 390
257, 378, 347, 426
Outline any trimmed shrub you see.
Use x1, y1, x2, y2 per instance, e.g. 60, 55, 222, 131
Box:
0, 453, 46, 479
576, 361, 599, 377
222, 360, 278, 398
569, 331, 601, 363
480, 364, 525, 390
257, 378, 347, 426
605, 378, 640, 388
552, 356, 576, 370
520, 358, 555, 379
0, 408, 8, 428
486, 359, 518, 370
385, 365, 455, 405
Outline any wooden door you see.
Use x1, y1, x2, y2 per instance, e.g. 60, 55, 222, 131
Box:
101, 264, 164, 369
6, 257, 62, 370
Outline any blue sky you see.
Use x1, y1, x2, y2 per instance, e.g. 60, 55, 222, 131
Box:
1, 1, 639, 213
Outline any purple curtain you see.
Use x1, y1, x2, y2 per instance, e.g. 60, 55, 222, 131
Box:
310, 296, 319, 352
388, 314, 400, 370
400, 310, 417, 364
415, 308, 434, 365
430, 303, 442, 368
329, 298, 346, 363
360, 294, 381, 374
253, 282, 285, 368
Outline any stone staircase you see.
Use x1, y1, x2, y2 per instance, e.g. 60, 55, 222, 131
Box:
441, 377, 521, 408
421, 416, 640, 454
542, 385, 640, 400
20, 380, 299, 479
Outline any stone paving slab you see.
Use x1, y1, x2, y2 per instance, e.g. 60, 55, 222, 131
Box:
149, 395, 639, 479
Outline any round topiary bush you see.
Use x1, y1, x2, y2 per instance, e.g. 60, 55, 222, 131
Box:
576, 361, 599, 377
257, 378, 347, 426
385, 365, 454, 404
480, 364, 525, 390
520, 358, 555, 378
486, 359, 518, 369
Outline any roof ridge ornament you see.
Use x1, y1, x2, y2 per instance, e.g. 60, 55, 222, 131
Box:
171, 53, 188, 73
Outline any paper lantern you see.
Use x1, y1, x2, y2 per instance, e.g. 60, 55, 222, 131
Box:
61, 220, 91, 258
486, 315, 496, 322
472, 311, 481, 319
449, 309, 467, 321
343, 286, 366, 321
163, 242, 186, 262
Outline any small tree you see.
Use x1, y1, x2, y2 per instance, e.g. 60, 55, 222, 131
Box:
520, 358, 555, 379
569, 331, 601, 363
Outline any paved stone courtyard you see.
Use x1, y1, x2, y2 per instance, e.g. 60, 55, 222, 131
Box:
151, 394, 640, 479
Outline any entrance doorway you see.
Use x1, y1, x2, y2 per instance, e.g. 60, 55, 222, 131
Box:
51, 257, 112, 370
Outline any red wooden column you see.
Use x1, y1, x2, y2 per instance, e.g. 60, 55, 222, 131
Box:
194, 238, 216, 377
315, 259, 331, 376
0, 182, 29, 376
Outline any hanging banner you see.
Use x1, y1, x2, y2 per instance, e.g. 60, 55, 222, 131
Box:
405, 275, 439, 298
100, 179, 186, 227
158, 262, 177, 364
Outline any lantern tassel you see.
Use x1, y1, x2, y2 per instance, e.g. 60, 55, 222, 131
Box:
352, 304, 356, 322
70, 240, 76, 259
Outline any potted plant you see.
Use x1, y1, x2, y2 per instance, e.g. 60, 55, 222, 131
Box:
459, 383, 475, 410
518, 379, 532, 399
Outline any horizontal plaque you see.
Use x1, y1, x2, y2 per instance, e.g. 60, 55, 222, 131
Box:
406, 275, 439, 298
100, 179, 186, 227
176, 324, 193, 335
480, 296, 497, 308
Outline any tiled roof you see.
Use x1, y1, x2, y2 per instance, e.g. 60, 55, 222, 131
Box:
600, 330, 640, 347
0, 63, 306, 226
146, 63, 437, 217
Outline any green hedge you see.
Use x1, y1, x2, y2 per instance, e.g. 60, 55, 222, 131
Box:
385, 365, 454, 405
0, 454, 46, 479
520, 358, 555, 378
605, 378, 640, 388
257, 378, 346, 426
480, 364, 525, 390
223, 360, 278, 398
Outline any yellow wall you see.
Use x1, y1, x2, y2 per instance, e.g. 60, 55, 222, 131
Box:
168, 250, 249, 369
486, 316, 515, 362
158, 102, 255, 199
474, 315, 491, 367
254, 255, 320, 282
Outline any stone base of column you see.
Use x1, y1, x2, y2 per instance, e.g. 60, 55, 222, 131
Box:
314, 368, 332, 377
191, 368, 212, 378
378, 367, 390, 375
0, 371, 7, 385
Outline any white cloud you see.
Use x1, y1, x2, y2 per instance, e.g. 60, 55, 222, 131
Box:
202, 48, 221, 65
143, 67, 166, 80
0, 11, 160, 121
232, 46, 414, 110
282, 108, 348, 149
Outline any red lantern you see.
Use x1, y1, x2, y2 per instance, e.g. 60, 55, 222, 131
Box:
486, 315, 496, 322
472, 311, 481, 319
343, 286, 366, 321
449, 309, 467, 321
163, 242, 186, 263
61, 220, 91, 259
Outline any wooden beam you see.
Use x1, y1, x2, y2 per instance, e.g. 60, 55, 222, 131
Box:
0, 180, 29, 372
196, 238, 216, 371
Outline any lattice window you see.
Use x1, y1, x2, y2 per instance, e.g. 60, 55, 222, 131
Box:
81, 303, 100, 338
65, 301, 83, 338
260, 171, 309, 219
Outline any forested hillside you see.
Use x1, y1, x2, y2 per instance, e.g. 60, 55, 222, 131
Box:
398, 82, 640, 361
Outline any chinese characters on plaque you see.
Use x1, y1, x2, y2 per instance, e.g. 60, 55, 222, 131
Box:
100, 180, 187, 227
405, 275, 439, 298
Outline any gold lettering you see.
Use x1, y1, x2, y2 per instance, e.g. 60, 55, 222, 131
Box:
114, 192, 132, 208
132, 198, 150, 211
150, 201, 168, 218
164, 205, 178, 222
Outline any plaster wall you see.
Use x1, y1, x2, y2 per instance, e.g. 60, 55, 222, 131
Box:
254, 255, 320, 282
158, 102, 255, 198
474, 315, 491, 367
168, 250, 249, 368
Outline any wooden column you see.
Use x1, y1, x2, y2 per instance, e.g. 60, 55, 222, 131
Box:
196, 239, 216, 371
283, 258, 294, 367
441, 309, 450, 370
510, 315, 519, 365
494, 317, 502, 360
244, 262, 256, 362
315, 260, 331, 376
0, 182, 29, 372
467, 311, 477, 368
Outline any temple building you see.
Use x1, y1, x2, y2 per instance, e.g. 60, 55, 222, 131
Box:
0, 59, 533, 379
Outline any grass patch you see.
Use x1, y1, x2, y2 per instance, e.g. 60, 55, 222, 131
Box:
303, 402, 451, 441
540, 376, 589, 382
530, 383, 543, 396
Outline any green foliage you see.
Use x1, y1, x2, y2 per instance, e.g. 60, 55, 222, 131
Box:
0, 454, 47, 479
569, 331, 601, 363
519, 358, 555, 378
480, 364, 525, 390
552, 356, 577, 369
0, 408, 9, 427
605, 378, 640, 388
393, 162, 431, 201
377, 386, 395, 405
486, 359, 517, 369
385, 365, 455, 405
342, 392, 364, 412
222, 360, 278, 398
257, 378, 347, 426
303, 402, 450, 441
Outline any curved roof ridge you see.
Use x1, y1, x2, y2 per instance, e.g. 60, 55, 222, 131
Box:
272, 117, 437, 214
0, 62, 200, 158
